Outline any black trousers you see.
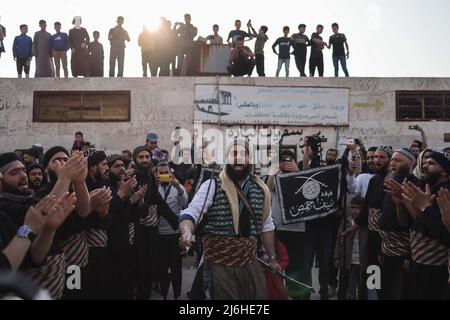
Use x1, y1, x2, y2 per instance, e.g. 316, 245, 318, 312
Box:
109, 245, 137, 299
85, 247, 110, 299
16, 58, 30, 75
294, 54, 307, 77
141, 50, 157, 77
409, 261, 448, 300
109, 46, 125, 77
187, 263, 206, 300
227, 60, 255, 77
380, 255, 407, 300
136, 226, 159, 300
255, 54, 265, 77
158, 234, 182, 299
309, 53, 324, 77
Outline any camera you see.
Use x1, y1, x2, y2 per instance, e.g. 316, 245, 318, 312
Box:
307, 134, 327, 152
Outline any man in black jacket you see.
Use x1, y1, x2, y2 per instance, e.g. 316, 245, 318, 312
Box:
380, 148, 420, 299
399, 151, 450, 299
106, 154, 146, 299
132, 146, 179, 299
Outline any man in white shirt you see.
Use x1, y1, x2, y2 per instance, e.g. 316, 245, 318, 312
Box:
179, 139, 280, 299
156, 161, 188, 300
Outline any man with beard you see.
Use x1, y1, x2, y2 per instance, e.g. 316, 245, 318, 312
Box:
34, 147, 91, 299
380, 148, 420, 299
347, 146, 377, 197
325, 149, 339, 166
83, 149, 113, 299
180, 140, 281, 300
132, 146, 179, 300
0, 152, 80, 298
399, 151, 450, 299
23, 149, 39, 167
347, 146, 392, 300
0, 169, 71, 273
27, 164, 44, 192
106, 154, 146, 299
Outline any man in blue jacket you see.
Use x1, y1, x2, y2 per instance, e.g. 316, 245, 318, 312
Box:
12, 25, 33, 78
50, 22, 69, 78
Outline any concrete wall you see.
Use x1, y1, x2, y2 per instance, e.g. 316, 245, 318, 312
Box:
0, 77, 449, 157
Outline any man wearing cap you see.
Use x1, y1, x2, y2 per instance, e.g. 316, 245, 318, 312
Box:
179, 140, 281, 300
133, 145, 179, 299
0, 152, 78, 298
27, 164, 45, 192
146, 132, 164, 164
83, 149, 113, 299
34, 147, 91, 299
399, 150, 450, 299
380, 148, 421, 299
351, 145, 392, 299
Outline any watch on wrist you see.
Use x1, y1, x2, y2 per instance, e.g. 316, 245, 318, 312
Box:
17, 225, 37, 242
269, 254, 277, 262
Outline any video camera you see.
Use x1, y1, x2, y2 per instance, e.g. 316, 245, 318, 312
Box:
307, 134, 327, 152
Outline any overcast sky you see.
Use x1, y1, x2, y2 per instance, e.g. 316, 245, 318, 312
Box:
1, 0, 449, 78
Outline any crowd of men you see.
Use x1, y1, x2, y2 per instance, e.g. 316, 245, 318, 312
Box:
1, 126, 449, 300
0, 15, 350, 78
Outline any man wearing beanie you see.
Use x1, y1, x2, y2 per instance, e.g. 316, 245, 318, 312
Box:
380, 148, 421, 299
132, 145, 179, 300
400, 150, 450, 299
180, 139, 280, 300
35, 147, 91, 299
351, 145, 392, 300
83, 149, 113, 299
0, 151, 77, 299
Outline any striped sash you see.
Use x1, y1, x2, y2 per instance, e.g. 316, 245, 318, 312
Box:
410, 230, 448, 266
379, 230, 410, 257
85, 229, 108, 248
27, 253, 66, 299
368, 208, 381, 232
60, 232, 89, 268
203, 235, 257, 267
129, 223, 136, 245
140, 204, 159, 227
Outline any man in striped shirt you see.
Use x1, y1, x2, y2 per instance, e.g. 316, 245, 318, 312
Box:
84, 149, 112, 299
381, 148, 420, 299
400, 151, 450, 299
35, 147, 91, 299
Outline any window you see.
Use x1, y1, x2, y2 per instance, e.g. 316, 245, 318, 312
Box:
33, 91, 131, 122
396, 91, 450, 121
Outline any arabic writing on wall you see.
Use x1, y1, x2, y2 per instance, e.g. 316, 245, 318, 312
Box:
194, 85, 350, 126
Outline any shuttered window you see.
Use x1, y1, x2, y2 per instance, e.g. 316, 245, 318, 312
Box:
33, 91, 131, 122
